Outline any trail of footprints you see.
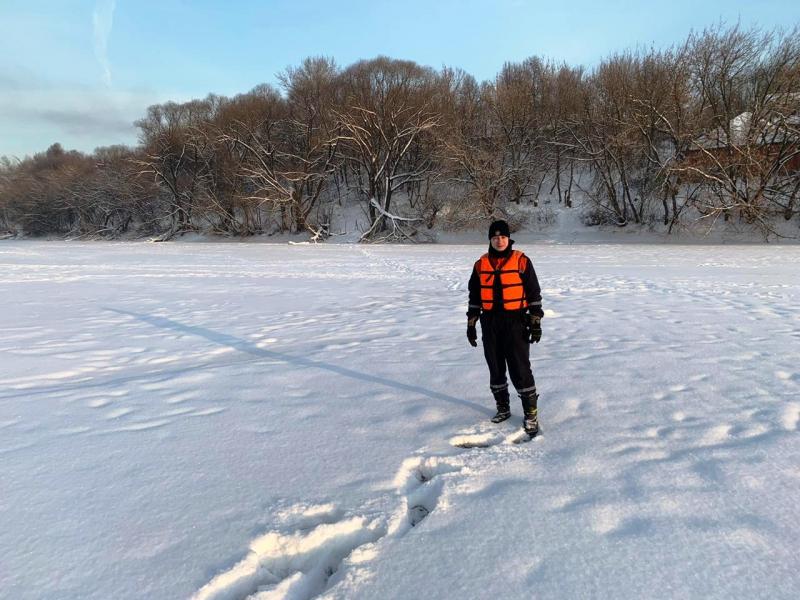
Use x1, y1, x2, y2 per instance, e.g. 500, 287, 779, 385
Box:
193, 397, 800, 599
193, 424, 538, 600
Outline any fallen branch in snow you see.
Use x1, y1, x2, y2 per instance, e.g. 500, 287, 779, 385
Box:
360, 198, 424, 242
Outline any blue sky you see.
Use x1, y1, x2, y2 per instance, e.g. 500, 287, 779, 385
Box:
2, 0, 799, 158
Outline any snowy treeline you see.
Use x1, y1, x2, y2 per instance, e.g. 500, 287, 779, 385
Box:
1, 24, 799, 240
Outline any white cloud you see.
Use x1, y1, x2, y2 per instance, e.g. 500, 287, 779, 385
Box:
93, 0, 117, 87
0, 83, 175, 157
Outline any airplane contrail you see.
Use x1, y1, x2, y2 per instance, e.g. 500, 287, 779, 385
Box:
93, 0, 116, 87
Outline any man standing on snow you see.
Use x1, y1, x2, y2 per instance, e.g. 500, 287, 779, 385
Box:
466, 220, 543, 437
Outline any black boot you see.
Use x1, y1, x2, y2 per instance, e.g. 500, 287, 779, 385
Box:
521, 391, 539, 437
490, 388, 511, 423
523, 409, 539, 438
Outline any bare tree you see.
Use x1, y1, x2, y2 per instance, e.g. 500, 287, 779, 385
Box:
675, 25, 800, 233
492, 58, 552, 205
559, 55, 642, 225
218, 71, 342, 237
439, 70, 508, 217
134, 98, 217, 238
0, 156, 18, 233
336, 57, 440, 241
277, 57, 341, 236
546, 64, 585, 208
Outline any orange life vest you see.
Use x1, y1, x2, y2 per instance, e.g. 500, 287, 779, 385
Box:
475, 250, 527, 311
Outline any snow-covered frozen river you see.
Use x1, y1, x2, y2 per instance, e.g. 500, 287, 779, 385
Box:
1, 241, 799, 599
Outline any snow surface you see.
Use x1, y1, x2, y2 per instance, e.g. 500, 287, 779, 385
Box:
1, 240, 799, 599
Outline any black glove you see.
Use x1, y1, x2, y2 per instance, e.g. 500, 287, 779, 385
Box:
467, 316, 478, 347
526, 314, 542, 344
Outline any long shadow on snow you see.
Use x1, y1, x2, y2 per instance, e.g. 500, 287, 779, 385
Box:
105, 308, 489, 414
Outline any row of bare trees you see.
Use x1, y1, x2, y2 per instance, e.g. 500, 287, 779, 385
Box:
564, 25, 800, 233
0, 144, 161, 237
2, 24, 799, 240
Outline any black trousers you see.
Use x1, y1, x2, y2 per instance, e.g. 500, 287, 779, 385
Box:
480, 311, 536, 397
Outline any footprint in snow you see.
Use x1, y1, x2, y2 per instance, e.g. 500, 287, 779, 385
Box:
391, 456, 461, 533
449, 422, 541, 449
192, 505, 383, 600
449, 431, 505, 449
194, 431, 521, 599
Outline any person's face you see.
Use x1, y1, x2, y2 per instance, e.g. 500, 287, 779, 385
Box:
490, 235, 509, 251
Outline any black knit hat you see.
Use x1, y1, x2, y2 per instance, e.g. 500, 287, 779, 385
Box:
488, 220, 511, 239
